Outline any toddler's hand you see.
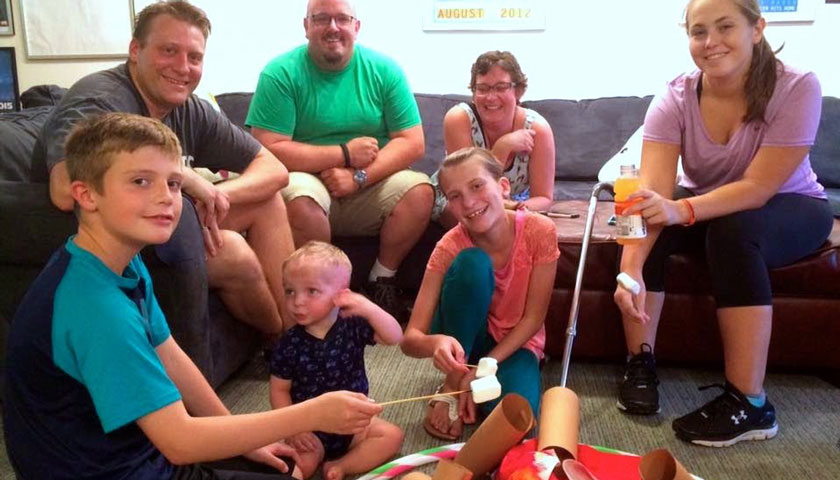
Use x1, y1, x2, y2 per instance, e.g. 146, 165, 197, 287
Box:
244, 442, 301, 473
289, 432, 321, 453
333, 289, 373, 318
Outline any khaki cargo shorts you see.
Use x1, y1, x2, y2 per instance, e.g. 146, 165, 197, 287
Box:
281, 170, 432, 236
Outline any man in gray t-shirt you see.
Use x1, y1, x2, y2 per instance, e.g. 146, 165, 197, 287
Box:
36, 2, 293, 335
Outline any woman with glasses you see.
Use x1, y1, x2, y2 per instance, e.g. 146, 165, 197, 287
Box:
431, 51, 556, 228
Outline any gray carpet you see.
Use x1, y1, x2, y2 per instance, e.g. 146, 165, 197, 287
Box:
2, 345, 839, 479
216, 346, 840, 480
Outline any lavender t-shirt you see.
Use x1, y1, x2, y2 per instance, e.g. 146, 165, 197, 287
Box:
643, 66, 825, 198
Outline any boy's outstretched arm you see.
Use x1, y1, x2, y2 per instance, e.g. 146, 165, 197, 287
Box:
156, 336, 231, 417
156, 337, 299, 471
140, 337, 381, 466
334, 290, 403, 345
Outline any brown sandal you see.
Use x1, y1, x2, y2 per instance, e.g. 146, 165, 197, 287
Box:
422, 384, 462, 440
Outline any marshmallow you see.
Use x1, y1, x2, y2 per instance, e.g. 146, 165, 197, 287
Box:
470, 374, 502, 403
475, 357, 498, 378
616, 272, 641, 295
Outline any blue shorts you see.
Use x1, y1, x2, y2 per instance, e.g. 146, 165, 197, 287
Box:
314, 431, 353, 460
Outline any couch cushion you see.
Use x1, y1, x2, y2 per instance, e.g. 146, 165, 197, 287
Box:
811, 97, 840, 189
214, 92, 253, 131
413, 93, 469, 176
215, 91, 466, 177
20, 85, 67, 109
0, 181, 76, 266
523, 96, 652, 181
553, 180, 610, 201
0, 107, 53, 182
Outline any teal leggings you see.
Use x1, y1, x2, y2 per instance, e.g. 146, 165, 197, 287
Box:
430, 248, 541, 417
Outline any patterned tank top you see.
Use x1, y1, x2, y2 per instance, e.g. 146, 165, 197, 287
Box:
431, 103, 543, 219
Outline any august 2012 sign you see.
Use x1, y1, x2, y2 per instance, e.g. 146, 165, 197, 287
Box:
423, 0, 545, 31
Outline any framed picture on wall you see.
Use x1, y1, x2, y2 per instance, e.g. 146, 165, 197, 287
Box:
0, 0, 15, 36
0, 47, 20, 112
20, 0, 133, 59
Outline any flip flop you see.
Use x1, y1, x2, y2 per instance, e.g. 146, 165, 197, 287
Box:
422, 384, 462, 441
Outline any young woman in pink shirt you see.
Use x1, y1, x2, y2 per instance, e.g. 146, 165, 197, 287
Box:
613, 0, 833, 447
401, 147, 559, 440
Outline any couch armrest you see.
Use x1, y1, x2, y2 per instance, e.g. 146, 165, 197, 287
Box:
0, 181, 76, 266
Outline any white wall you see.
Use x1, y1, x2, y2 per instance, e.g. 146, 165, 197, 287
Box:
3, 0, 839, 101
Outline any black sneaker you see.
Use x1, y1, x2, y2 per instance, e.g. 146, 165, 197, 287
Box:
363, 276, 408, 323
617, 343, 660, 414
672, 382, 778, 447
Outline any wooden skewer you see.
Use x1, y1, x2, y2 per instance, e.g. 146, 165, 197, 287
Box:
379, 389, 470, 406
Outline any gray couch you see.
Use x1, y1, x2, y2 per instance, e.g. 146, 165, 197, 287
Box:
0, 91, 261, 390
2, 88, 839, 396
216, 91, 840, 371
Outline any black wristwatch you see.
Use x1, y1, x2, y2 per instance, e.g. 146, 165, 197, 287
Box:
340, 143, 351, 168
353, 169, 368, 188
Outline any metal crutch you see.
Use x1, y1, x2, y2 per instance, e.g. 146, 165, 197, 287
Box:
558, 182, 615, 388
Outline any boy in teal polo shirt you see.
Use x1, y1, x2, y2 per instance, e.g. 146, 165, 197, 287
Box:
3, 113, 381, 479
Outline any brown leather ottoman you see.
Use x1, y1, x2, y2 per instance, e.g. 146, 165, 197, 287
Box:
543, 200, 840, 371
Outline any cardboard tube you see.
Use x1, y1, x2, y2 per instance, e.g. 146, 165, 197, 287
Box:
454, 393, 534, 477
538, 386, 580, 460
402, 473, 432, 480
639, 448, 693, 480
431, 459, 473, 479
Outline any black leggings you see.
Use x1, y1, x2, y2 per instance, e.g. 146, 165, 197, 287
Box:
643, 192, 833, 307
172, 456, 297, 480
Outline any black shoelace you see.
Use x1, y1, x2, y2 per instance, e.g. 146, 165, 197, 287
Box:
696, 383, 743, 415
626, 355, 658, 385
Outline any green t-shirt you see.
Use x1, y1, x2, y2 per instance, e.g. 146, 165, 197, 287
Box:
246, 44, 421, 149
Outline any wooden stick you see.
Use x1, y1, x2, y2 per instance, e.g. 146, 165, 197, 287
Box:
379, 389, 470, 406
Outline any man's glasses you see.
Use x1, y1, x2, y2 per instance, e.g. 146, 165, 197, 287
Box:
473, 82, 517, 95
309, 14, 356, 27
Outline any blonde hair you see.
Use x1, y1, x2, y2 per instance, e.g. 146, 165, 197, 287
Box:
65, 112, 181, 194
134, 0, 211, 42
283, 241, 352, 288
437, 147, 502, 195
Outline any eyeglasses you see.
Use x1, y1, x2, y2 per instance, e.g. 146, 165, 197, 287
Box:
308, 14, 356, 27
473, 82, 517, 95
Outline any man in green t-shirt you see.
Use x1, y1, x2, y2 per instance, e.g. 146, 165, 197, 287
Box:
247, 0, 433, 319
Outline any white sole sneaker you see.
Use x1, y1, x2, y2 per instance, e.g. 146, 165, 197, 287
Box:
690, 423, 779, 448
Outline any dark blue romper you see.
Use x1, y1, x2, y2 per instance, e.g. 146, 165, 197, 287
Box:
268, 316, 374, 459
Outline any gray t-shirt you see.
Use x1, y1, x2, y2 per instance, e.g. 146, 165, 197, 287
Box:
31, 63, 260, 182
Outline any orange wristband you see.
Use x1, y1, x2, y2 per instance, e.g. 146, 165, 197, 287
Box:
679, 198, 696, 226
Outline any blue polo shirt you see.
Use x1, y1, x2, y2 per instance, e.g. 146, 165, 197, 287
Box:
3, 238, 181, 479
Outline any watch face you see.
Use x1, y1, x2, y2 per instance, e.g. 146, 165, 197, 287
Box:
354, 169, 367, 185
